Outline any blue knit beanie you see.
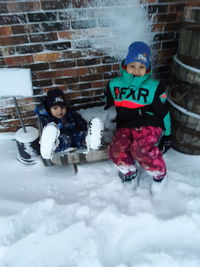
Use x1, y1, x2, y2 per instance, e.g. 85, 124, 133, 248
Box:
124, 41, 151, 69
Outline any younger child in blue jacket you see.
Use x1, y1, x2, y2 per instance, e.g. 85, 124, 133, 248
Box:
35, 89, 88, 159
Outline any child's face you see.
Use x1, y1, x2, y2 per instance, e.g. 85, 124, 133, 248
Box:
50, 105, 67, 119
126, 61, 147, 77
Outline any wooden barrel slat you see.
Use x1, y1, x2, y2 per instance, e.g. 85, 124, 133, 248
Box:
178, 26, 200, 59
183, 7, 200, 24
170, 108, 200, 154
172, 60, 200, 86
177, 53, 200, 69
169, 82, 200, 114
170, 78, 200, 155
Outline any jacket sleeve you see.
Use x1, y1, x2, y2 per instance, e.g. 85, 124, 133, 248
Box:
151, 82, 171, 136
34, 104, 49, 127
104, 82, 114, 110
69, 111, 88, 132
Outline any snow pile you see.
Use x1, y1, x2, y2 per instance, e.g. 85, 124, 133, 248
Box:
70, 0, 150, 58
0, 131, 200, 266
0, 68, 32, 97
39, 123, 60, 160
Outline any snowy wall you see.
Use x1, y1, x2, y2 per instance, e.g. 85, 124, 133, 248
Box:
0, 0, 198, 132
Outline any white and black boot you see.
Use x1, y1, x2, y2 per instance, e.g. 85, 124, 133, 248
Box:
86, 117, 104, 150
40, 122, 60, 160
117, 164, 139, 190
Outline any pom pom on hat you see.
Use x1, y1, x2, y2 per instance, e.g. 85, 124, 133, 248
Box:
124, 41, 151, 69
46, 89, 66, 109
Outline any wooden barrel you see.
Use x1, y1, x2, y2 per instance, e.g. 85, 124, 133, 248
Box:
169, 7, 200, 155
177, 25, 200, 69
183, 7, 200, 24
168, 81, 200, 155
172, 55, 200, 85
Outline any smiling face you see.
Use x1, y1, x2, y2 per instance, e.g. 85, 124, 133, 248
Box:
50, 105, 67, 119
126, 61, 147, 77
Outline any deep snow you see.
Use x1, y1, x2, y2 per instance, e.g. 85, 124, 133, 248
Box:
1, 0, 199, 264
0, 106, 200, 267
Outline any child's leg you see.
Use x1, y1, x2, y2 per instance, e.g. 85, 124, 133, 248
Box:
55, 134, 73, 152
40, 122, 60, 159
56, 131, 88, 152
109, 128, 135, 169
130, 126, 166, 180
85, 117, 104, 150
71, 131, 87, 149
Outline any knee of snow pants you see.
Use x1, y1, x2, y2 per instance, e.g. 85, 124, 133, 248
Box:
130, 126, 166, 179
55, 134, 72, 152
109, 128, 135, 166
55, 131, 87, 152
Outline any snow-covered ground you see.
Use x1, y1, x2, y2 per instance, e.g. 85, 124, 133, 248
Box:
0, 107, 200, 267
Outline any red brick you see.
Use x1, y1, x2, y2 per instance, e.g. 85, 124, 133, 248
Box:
29, 32, 58, 43
37, 70, 64, 79
5, 55, 34, 66
37, 67, 88, 79
92, 81, 106, 88
55, 77, 79, 85
153, 13, 178, 23
13, 97, 34, 106
140, 0, 157, 3
151, 23, 164, 32
8, 2, 41, 12
112, 64, 120, 71
58, 31, 73, 40
88, 65, 112, 75
164, 22, 181, 31
62, 50, 88, 59
80, 74, 102, 82
34, 52, 62, 62
68, 83, 91, 91
77, 58, 101, 66
43, 85, 68, 92
63, 68, 88, 76
11, 25, 27, 34
0, 26, 12, 36
67, 91, 81, 99
0, 35, 29, 46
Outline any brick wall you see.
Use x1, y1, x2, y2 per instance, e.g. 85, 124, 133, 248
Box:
0, 0, 198, 132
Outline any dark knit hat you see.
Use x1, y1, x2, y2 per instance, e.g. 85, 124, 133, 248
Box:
46, 89, 66, 109
124, 41, 151, 69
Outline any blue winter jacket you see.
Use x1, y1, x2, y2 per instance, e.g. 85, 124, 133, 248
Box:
34, 104, 88, 151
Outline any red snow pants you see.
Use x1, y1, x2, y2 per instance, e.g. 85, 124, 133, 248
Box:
109, 126, 166, 180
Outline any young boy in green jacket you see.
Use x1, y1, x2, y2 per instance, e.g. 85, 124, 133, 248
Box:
105, 41, 171, 193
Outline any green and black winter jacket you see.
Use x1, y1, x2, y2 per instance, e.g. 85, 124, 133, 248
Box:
104, 62, 171, 136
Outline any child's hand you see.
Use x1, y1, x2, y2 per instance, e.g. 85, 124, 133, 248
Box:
158, 135, 171, 154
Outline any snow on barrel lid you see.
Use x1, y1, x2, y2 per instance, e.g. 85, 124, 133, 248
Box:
15, 126, 39, 143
